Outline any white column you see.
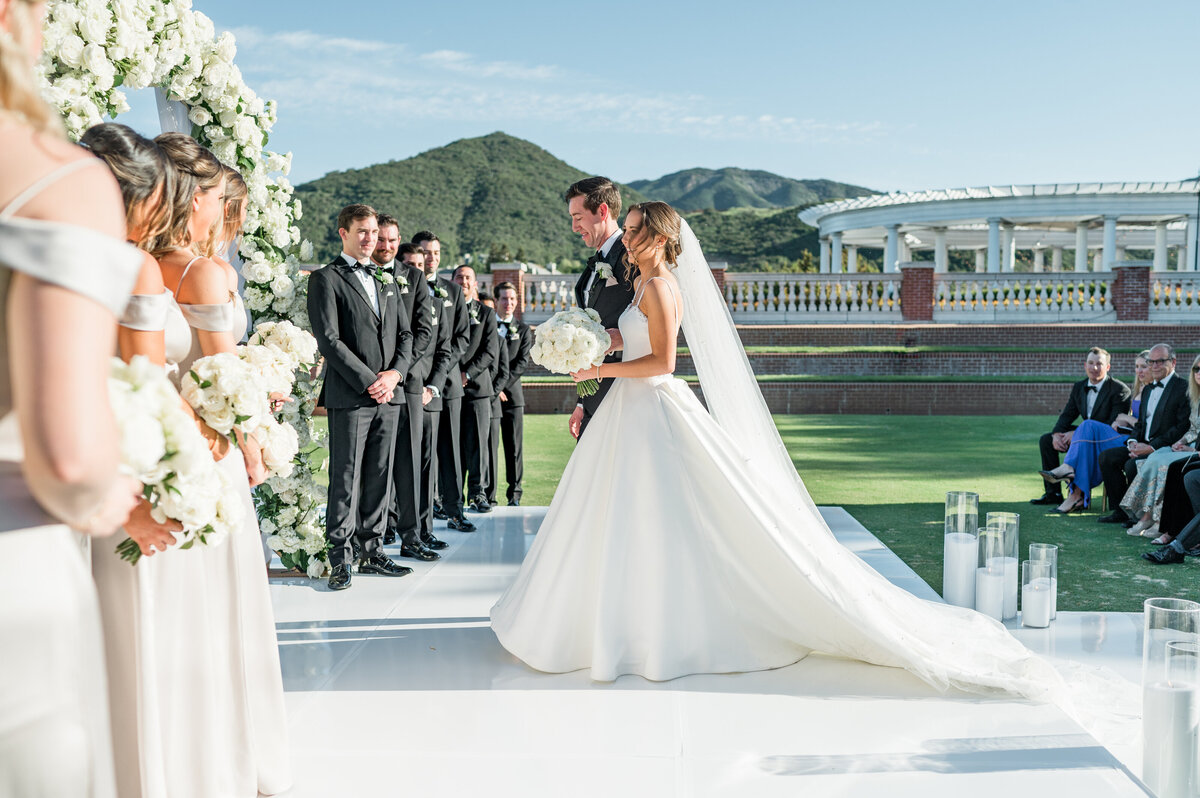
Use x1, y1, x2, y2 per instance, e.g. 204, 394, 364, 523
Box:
1114, 245, 1126, 262
884, 225, 900, 273
1001, 224, 1015, 272
1187, 216, 1199, 271
898, 236, 911, 263
1075, 222, 1089, 272
1154, 222, 1169, 271
975, 248, 986, 272
830, 232, 843, 274
819, 237, 831, 273
987, 218, 1001, 273
1051, 246, 1063, 271
1033, 248, 1045, 272
933, 228, 948, 273
846, 245, 858, 273
1101, 215, 1117, 270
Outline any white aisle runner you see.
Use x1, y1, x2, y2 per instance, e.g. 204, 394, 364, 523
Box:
269, 507, 1149, 798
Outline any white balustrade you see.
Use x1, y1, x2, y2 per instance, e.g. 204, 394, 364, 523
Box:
723, 273, 901, 322
519, 274, 579, 323
1150, 275, 1200, 319
933, 273, 1115, 321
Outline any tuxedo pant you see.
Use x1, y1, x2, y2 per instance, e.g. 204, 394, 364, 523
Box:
485, 396, 502, 505
1158, 456, 1200, 538
417, 407, 441, 540
437, 397, 464, 517
326, 404, 399, 568
388, 391, 424, 547
461, 397, 492, 504
1098, 446, 1143, 513
1171, 470, 1200, 549
500, 400, 524, 503
1038, 432, 1065, 497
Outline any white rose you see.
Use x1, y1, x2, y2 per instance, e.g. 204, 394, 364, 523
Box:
79, 10, 110, 45
188, 106, 212, 127
58, 34, 86, 68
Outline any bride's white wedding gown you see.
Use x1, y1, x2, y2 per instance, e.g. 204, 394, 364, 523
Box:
491, 277, 1062, 699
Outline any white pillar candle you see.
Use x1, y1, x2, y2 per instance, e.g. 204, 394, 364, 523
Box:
1021, 577, 1052, 628
1050, 576, 1057, 619
943, 532, 978, 608
975, 567, 1004, 621
996, 556, 1019, 620
1143, 682, 1200, 798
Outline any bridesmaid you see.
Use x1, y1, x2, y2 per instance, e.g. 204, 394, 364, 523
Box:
153, 134, 292, 797
0, 2, 141, 795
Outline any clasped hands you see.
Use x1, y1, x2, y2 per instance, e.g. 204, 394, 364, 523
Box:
367, 370, 401, 404
1051, 431, 1073, 452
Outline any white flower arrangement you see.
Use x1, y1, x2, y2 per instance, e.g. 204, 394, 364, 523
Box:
108, 355, 240, 564
40, 0, 326, 577
529, 308, 611, 397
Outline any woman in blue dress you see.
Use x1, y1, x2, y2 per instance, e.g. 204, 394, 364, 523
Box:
1042, 351, 1149, 513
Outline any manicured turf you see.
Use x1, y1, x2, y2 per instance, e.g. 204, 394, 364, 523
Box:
313, 414, 1197, 612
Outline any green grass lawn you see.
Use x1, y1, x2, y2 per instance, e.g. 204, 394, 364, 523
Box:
314, 414, 1198, 612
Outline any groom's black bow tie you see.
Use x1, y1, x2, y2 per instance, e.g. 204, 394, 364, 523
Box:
587, 252, 601, 268
1087, 385, 1098, 393
345, 259, 370, 272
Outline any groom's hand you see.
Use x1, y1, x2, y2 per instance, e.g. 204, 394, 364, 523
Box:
568, 405, 584, 439
368, 370, 401, 403
605, 328, 622, 353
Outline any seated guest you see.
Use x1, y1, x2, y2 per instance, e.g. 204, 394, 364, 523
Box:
1143, 468, 1200, 564
1033, 347, 1131, 505
1098, 343, 1192, 524
1040, 351, 1144, 512
494, 281, 533, 506
1120, 353, 1200, 537
1149, 449, 1200, 544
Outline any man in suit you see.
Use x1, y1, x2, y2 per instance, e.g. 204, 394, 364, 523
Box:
307, 204, 414, 590
1098, 343, 1192, 524
493, 281, 533, 506
1031, 347, 1130, 505
478, 289, 506, 508
453, 265, 499, 513
372, 220, 441, 561
414, 231, 476, 533
1144, 469, 1200, 564
410, 241, 456, 551
565, 177, 636, 439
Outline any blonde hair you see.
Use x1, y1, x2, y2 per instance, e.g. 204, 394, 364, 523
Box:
1132, 349, 1151, 399
0, 1, 64, 137
623, 201, 682, 285
150, 133, 223, 258
201, 165, 247, 259
1190, 354, 1200, 411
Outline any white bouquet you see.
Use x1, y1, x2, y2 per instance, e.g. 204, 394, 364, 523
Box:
253, 417, 299, 479
180, 351, 271, 437
237, 342, 296, 397
529, 307, 611, 397
247, 320, 318, 371
108, 356, 241, 564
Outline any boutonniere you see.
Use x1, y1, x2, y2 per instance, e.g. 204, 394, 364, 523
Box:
395, 272, 409, 293
373, 267, 394, 286
432, 284, 451, 306
468, 304, 480, 325
507, 321, 520, 337
595, 261, 613, 281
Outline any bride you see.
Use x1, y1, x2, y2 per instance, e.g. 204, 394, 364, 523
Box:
491, 201, 1065, 700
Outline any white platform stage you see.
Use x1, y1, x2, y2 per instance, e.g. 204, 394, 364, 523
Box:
269, 507, 1151, 797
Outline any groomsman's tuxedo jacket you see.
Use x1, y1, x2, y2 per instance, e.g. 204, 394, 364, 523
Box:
460, 299, 500, 400
308, 256, 414, 408
574, 233, 635, 426
497, 319, 533, 408
437, 277, 471, 401
420, 285, 455, 413
388, 262, 435, 398
1134, 372, 1192, 449
1050, 377, 1131, 433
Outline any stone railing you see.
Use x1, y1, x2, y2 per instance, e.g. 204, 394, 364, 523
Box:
724, 273, 902, 322
1150, 274, 1200, 320
932, 272, 1115, 322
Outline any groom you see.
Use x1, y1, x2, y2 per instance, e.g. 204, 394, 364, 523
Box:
566, 177, 635, 439
308, 204, 414, 590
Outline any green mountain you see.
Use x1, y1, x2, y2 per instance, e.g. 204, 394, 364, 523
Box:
629, 167, 875, 211
294, 132, 646, 266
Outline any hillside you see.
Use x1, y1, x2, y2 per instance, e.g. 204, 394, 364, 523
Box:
630, 167, 875, 211
294, 132, 646, 265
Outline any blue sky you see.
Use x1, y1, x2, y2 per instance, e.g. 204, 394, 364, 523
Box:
120, 0, 1200, 191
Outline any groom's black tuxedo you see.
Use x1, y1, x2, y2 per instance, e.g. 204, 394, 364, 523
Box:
574, 234, 634, 437
459, 299, 499, 505
308, 255, 413, 568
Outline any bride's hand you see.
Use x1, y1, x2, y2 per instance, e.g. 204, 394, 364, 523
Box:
605, 329, 623, 353
569, 366, 600, 383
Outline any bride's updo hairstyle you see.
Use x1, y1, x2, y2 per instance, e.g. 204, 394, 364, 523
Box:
0, 0, 62, 136
80, 123, 175, 250
623, 200, 683, 281
202, 164, 247, 259
151, 132, 224, 257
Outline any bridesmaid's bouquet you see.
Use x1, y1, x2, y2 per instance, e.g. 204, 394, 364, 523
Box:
108, 356, 242, 564
247, 320, 319, 372
180, 352, 272, 437
530, 308, 612, 397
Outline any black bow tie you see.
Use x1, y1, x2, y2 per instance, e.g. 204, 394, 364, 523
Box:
345, 259, 370, 272
1087, 385, 1098, 393
1150, 382, 1165, 390
587, 252, 601, 268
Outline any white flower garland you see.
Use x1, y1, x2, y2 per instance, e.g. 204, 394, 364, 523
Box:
39, 0, 329, 577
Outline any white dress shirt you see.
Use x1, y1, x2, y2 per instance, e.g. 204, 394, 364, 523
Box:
1144, 371, 1175, 436
1085, 377, 1106, 417
341, 252, 379, 315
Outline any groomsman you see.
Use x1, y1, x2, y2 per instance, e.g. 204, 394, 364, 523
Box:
565, 176, 634, 439
494, 281, 533, 506
452, 265, 499, 513
308, 204, 414, 590
478, 290, 507, 508
410, 242, 456, 549
372, 218, 440, 561
414, 232, 476, 533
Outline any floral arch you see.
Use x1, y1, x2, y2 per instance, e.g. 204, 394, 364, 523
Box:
39, 0, 328, 576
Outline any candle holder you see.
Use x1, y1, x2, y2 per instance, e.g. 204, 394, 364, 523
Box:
943, 491, 979, 608
1144, 598, 1200, 798
975, 526, 1005, 622
986, 511, 1020, 621
1020, 560, 1052, 628
1029, 543, 1058, 620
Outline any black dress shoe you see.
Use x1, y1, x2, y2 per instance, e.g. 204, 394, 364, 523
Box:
469, 499, 493, 513
1098, 510, 1131, 524
447, 515, 476, 532
421, 533, 448, 550
1030, 493, 1063, 506
1143, 547, 1186, 565
357, 552, 413, 576
508, 499, 521, 507
328, 564, 352, 590
383, 530, 397, 545
400, 543, 440, 561
432, 504, 447, 520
